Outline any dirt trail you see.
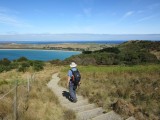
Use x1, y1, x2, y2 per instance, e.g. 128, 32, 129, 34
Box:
47, 73, 135, 120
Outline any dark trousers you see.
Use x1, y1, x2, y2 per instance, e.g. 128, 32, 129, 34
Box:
69, 82, 77, 101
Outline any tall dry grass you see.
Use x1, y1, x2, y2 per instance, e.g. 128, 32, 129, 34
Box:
0, 63, 76, 120
59, 64, 160, 120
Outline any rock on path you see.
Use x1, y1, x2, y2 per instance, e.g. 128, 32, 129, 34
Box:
47, 73, 136, 120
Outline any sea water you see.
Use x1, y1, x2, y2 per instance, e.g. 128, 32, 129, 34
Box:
0, 40, 125, 61
0, 49, 81, 61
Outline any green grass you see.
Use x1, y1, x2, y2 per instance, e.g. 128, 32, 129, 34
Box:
59, 64, 160, 119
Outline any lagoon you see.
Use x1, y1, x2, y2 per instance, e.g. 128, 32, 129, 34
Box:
0, 49, 81, 61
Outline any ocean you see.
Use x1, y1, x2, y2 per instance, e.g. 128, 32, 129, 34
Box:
0, 40, 127, 44
0, 40, 125, 61
0, 49, 81, 61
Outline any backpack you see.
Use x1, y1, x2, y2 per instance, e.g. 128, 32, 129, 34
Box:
70, 69, 81, 86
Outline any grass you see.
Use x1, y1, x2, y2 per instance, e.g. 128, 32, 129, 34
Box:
59, 64, 160, 120
0, 63, 76, 120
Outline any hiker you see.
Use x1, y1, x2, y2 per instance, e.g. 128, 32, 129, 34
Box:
67, 62, 81, 103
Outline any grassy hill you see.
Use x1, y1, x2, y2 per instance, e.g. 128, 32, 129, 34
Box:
59, 64, 160, 120
63, 40, 160, 65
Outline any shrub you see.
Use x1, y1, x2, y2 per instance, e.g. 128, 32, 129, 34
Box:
0, 58, 11, 66
10, 62, 19, 69
0, 65, 13, 72
0, 65, 5, 72
82, 50, 92, 54
33, 61, 44, 71
18, 66, 27, 72
21, 62, 30, 68
49, 59, 61, 65
94, 47, 120, 54
17, 62, 30, 72
94, 53, 119, 65
119, 51, 158, 65
17, 57, 28, 62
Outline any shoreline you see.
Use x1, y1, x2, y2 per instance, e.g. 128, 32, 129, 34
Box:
0, 48, 82, 53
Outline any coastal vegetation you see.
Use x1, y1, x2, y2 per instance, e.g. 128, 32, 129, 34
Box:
0, 57, 45, 73
63, 40, 160, 65
0, 40, 160, 119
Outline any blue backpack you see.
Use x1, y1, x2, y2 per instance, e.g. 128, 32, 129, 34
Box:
70, 69, 81, 86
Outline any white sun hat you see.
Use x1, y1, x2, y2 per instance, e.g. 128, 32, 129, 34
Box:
70, 62, 77, 68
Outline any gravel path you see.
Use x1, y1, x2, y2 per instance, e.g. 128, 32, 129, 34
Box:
47, 73, 135, 120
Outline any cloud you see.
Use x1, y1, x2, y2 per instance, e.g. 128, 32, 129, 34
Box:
137, 15, 155, 23
0, 7, 32, 28
116, 11, 134, 24
123, 11, 134, 18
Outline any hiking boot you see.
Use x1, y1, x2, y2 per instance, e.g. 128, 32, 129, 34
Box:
73, 99, 77, 103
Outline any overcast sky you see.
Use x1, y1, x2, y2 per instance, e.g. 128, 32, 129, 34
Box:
0, 0, 160, 40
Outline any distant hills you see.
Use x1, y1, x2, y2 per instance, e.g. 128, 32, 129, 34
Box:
63, 40, 160, 65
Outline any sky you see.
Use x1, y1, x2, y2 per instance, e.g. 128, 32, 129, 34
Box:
0, 0, 160, 41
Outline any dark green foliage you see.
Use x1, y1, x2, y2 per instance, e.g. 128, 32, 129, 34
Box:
138, 52, 158, 63
18, 66, 27, 72
0, 65, 5, 72
10, 62, 19, 69
82, 50, 92, 54
21, 62, 30, 68
0, 58, 11, 66
0, 59, 13, 72
93, 53, 119, 65
94, 47, 120, 54
16, 56, 28, 62
33, 61, 44, 71
0, 57, 45, 73
64, 40, 159, 65
0, 65, 13, 72
18, 62, 30, 72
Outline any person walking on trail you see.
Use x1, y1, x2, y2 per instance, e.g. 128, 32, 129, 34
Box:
67, 62, 81, 103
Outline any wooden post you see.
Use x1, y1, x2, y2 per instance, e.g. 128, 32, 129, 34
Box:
27, 77, 30, 92
14, 80, 18, 120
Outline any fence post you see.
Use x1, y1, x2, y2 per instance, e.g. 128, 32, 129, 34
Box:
14, 80, 18, 120
27, 76, 30, 92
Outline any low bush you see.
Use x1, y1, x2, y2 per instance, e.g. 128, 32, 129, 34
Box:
0, 58, 11, 66
33, 61, 44, 71
16, 56, 28, 62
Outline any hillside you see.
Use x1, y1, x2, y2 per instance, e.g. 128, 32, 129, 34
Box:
118, 40, 160, 52
0, 43, 114, 51
63, 40, 160, 65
